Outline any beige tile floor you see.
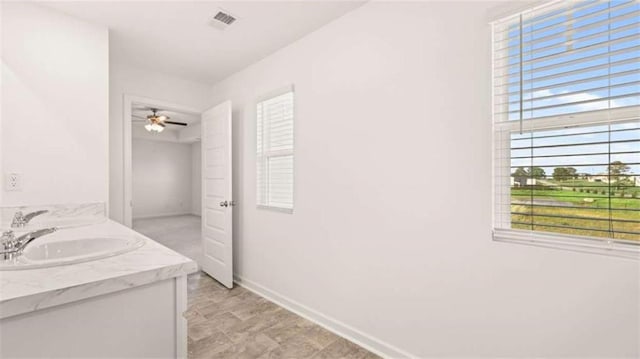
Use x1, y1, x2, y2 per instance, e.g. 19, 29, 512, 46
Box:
187, 272, 381, 359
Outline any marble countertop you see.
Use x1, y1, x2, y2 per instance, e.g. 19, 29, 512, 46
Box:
0, 219, 198, 319
1, 202, 106, 231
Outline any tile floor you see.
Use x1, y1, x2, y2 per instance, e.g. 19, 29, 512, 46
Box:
133, 214, 202, 263
134, 214, 378, 358
187, 272, 380, 359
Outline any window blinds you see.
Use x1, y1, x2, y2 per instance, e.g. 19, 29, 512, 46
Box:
495, 122, 640, 242
492, 0, 640, 251
257, 88, 294, 211
492, 0, 639, 124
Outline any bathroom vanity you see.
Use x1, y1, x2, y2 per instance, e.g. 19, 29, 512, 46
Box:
0, 204, 197, 358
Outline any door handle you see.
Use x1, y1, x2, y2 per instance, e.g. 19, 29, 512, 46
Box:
219, 201, 228, 207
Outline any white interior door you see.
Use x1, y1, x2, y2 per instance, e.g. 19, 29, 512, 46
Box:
201, 101, 233, 288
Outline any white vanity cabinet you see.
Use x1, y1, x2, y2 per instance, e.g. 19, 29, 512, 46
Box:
0, 220, 197, 358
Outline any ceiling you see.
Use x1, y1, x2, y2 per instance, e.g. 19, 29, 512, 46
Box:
43, 1, 366, 84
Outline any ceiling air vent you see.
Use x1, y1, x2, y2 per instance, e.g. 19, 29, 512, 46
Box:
210, 10, 237, 30
214, 11, 236, 25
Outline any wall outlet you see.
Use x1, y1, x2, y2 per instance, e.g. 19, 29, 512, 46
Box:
5, 173, 22, 191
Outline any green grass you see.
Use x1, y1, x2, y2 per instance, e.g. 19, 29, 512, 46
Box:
512, 188, 639, 209
544, 179, 640, 197
510, 186, 640, 241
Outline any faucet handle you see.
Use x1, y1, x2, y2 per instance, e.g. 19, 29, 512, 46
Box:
1, 231, 16, 250
11, 211, 25, 228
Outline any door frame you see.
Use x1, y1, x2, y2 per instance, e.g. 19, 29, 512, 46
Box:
122, 94, 202, 227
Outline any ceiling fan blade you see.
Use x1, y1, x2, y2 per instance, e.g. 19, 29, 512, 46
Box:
164, 121, 188, 126
132, 115, 147, 119
133, 106, 162, 110
132, 119, 146, 123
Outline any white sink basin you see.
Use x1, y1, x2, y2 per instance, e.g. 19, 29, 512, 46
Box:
0, 236, 145, 270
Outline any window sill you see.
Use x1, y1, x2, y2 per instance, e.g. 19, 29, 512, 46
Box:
492, 228, 640, 259
257, 205, 293, 214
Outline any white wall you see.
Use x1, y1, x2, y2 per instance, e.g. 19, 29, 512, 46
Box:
110, 62, 210, 223
1, 2, 108, 206
191, 142, 201, 216
132, 139, 192, 219
179, 122, 201, 143
210, 2, 640, 358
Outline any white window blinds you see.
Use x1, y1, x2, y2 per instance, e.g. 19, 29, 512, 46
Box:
493, 0, 639, 124
257, 87, 294, 212
492, 0, 640, 254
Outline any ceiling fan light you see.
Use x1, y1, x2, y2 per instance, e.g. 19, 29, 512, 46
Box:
142, 109, 171, 133
144, 122, 165, 133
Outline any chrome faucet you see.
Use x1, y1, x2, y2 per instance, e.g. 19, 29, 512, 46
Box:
11, 210, 49, 228
1, 227, 57, 260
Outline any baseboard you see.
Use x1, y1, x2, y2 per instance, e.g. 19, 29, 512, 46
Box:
233, 275, 414, 359
132, 212, 193, 220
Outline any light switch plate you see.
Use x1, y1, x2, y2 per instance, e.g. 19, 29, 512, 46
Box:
5, 173, 22, 191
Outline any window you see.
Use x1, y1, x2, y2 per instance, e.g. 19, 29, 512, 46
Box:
492, 1, 639, 255
256, 86, 294, 212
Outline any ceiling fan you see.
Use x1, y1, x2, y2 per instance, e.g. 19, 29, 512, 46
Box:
132, 108, 188, 133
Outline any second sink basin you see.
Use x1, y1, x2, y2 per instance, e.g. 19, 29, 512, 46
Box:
0, 236, 145, 270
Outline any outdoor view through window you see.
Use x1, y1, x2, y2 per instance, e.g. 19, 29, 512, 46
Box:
510, 124, 638, 240
494, 0, 639, 242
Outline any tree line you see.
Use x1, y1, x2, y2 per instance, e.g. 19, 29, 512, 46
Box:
511, 161, 632, 182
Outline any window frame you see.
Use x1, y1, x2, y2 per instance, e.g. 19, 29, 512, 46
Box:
256, 85, 295, 213
490, 1, 640, 258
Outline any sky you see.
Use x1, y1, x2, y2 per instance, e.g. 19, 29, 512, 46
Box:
500, 0, 639, 177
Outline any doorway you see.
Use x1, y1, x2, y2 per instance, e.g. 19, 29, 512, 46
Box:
123, 96, 203, 263
123, 96, 235, 288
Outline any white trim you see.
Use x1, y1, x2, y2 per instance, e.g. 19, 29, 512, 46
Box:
175, 275, 188, 359
491, 21, 497, 232
122, 94, 202, 228
256, 204, 293, 214
234, 275, 415, 359
493, 229, 640, 260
